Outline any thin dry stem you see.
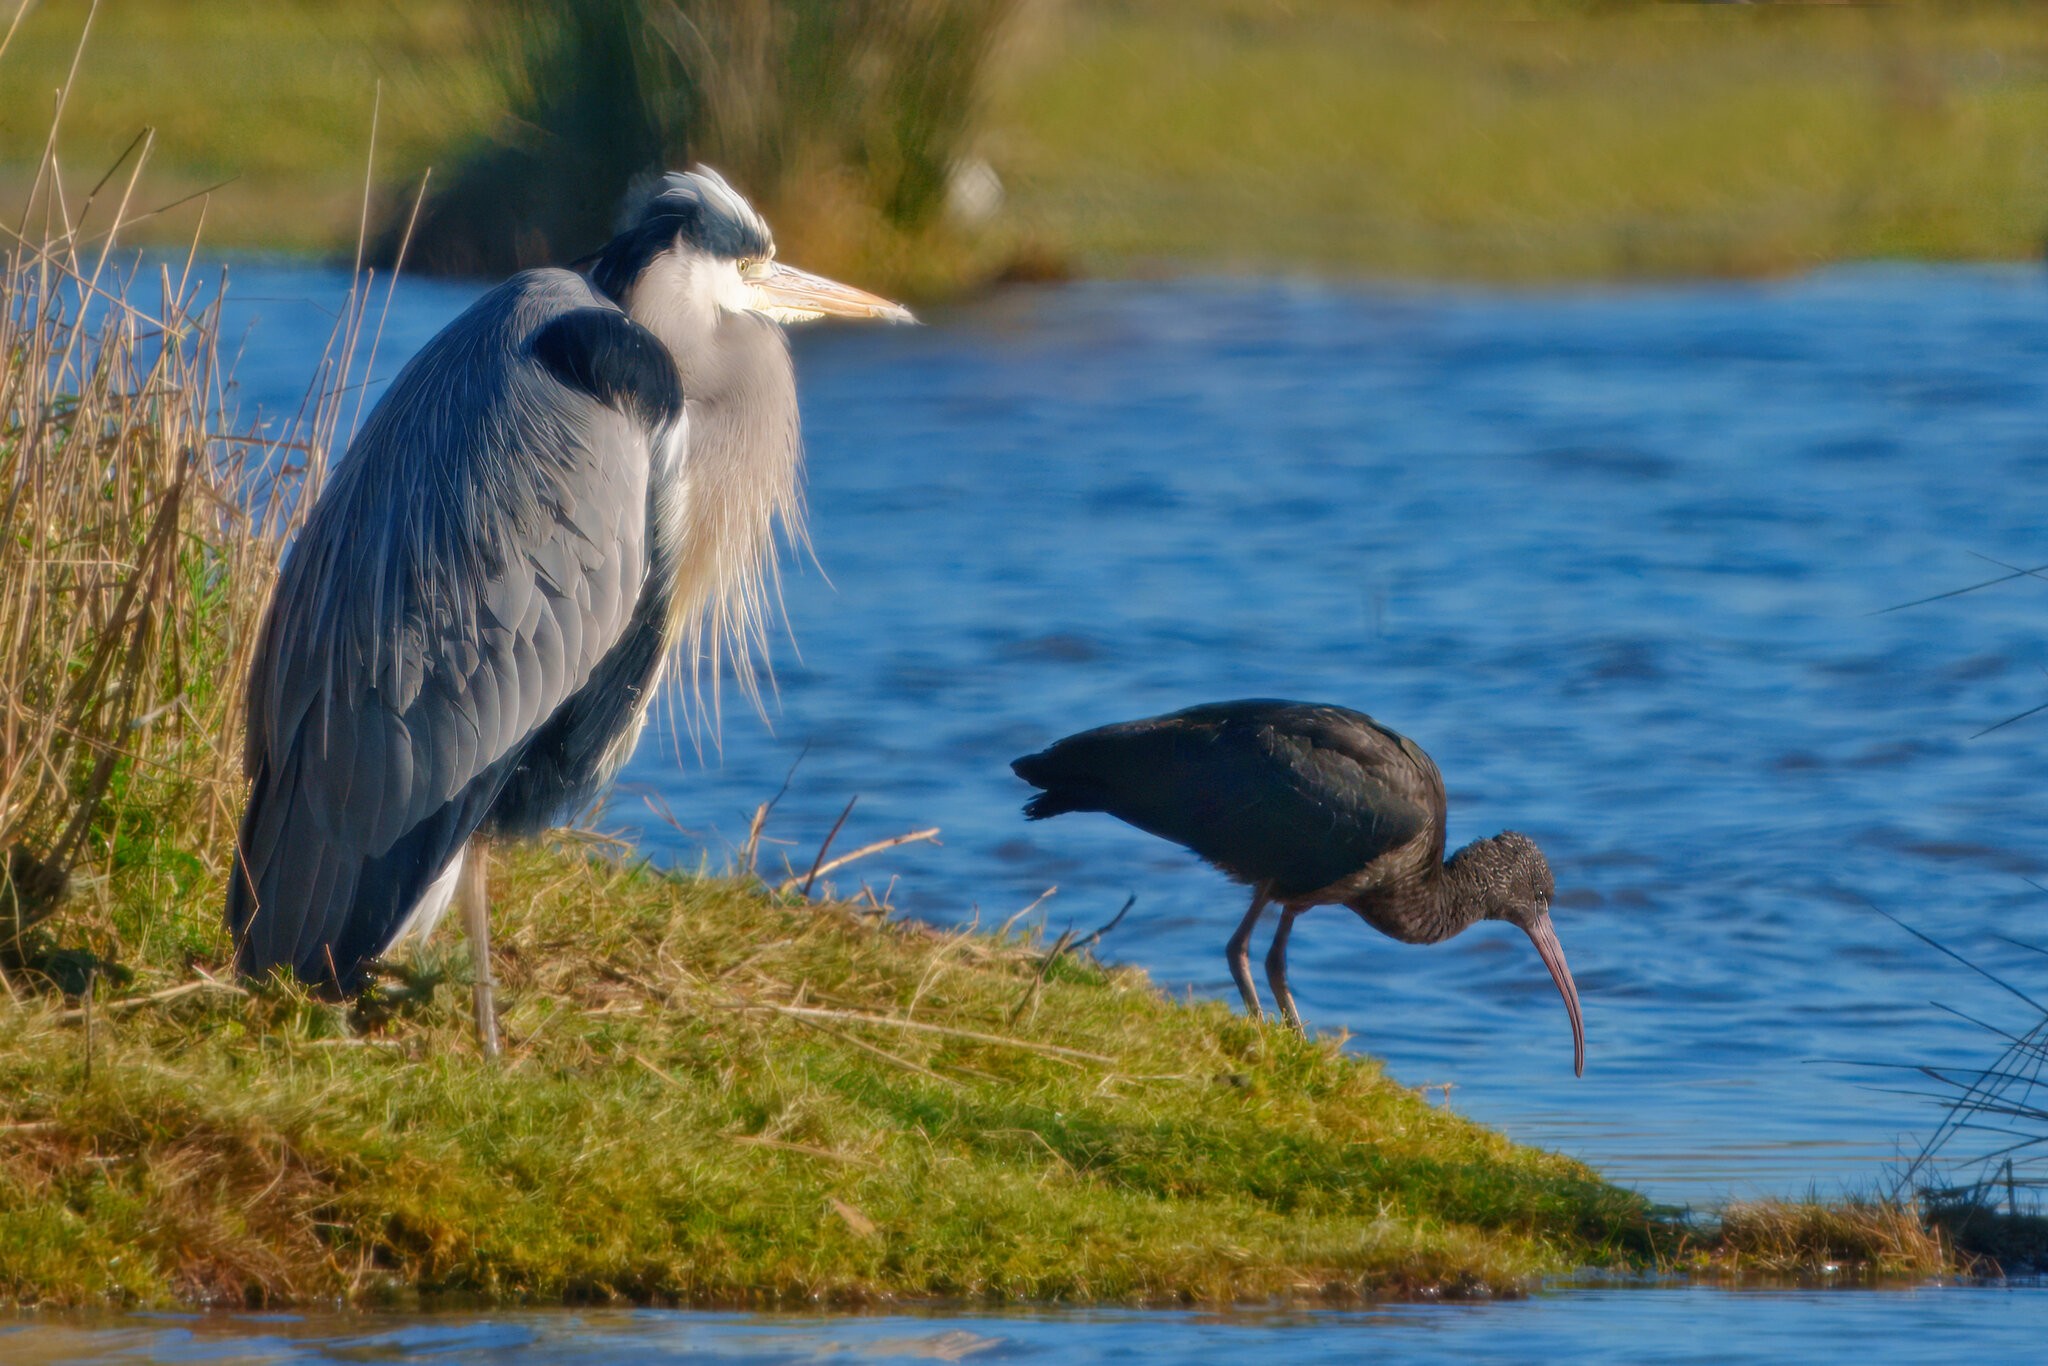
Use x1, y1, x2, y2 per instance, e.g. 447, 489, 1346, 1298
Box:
776, 827, 940, 897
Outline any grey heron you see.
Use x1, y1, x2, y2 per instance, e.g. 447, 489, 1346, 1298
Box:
228, 168, 910, 1053
1012, 700, 1584, 1074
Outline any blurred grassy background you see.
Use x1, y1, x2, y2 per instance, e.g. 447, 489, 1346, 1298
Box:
380, 0, 1026, 297
4, 0, 2048, 284
997, 0, 2048, 279
0, 1, 494, 251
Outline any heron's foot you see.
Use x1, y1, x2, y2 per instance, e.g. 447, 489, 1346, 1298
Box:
458, 839, 502, 1061
471, 979, 502, 1059
350, 958, 445, 1031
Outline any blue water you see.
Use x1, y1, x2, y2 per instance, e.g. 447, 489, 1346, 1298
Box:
11, 1290, 2048, 1364
167, 260, 2048, 1356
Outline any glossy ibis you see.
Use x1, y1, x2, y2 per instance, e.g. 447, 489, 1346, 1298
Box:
1012, 699, 1584, 1075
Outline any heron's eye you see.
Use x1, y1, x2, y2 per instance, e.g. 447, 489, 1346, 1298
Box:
739, 257, 773, 281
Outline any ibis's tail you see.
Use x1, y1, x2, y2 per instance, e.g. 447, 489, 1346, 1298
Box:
1010, 748, 1108, 822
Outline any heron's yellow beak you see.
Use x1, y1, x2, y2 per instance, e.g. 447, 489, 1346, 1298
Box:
748, 261, 915, 325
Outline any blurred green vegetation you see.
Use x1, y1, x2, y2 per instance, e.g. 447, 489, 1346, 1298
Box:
0, 0, 494, 251
993, 0, 2048, 279
386, 0, 1022, 297
4, 1, 2047, 278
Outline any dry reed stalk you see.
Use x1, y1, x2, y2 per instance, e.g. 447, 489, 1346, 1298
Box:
776, 825, 940, 898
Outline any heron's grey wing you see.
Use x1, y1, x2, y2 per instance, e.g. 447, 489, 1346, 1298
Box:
1012, 699, 1436, 898
229, 271, 684, 991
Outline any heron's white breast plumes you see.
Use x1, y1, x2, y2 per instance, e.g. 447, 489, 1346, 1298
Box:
624, 245, 807, 745
662, 377, 804, 742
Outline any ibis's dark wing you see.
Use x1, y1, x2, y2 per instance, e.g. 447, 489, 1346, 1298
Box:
228, 270, 684, 993
1012, 699, 1444, 900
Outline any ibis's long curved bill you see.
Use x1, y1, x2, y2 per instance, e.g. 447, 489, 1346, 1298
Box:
1524, 912, 1585, 1077
752, 262, 915, 324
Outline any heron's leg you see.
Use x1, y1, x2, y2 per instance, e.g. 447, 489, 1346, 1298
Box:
458, 838, 501, 1059
1265, 906, 1305, 1033
1225, 890, 1267, 1020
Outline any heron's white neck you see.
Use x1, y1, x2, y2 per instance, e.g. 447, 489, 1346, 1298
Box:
623, 250, 737, 363
621, 252, 803, 729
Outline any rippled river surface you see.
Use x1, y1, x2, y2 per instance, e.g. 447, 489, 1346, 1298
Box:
160, 261, 2048, 1357
11, 1290, 2048, 1364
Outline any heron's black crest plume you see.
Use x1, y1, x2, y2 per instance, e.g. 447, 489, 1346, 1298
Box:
592, 167, 774, 301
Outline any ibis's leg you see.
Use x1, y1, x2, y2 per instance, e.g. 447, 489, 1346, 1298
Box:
458, 838, 501, 1059
1225, 891, 1268, 1020
1265, 906, 1305, 1033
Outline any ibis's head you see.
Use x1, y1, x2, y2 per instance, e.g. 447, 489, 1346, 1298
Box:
591, 167, 912, 344
1461, 831, 1584, 1078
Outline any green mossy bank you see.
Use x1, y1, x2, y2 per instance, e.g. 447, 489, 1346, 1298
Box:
0, 842, 1663, 1308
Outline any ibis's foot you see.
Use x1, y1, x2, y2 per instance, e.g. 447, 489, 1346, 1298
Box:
1226, 890, 1268, 1020
1274, 993, 1303, 1034
458, 840, 501, 1060
1265, 906, 1305, 1033
1227, 945, 1263, 1021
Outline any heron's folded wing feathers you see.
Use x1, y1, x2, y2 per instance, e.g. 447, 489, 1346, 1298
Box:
232, 273, 685, 989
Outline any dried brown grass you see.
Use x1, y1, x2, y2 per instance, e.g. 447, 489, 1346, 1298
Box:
0, 18, 382, 981
0, 171, 246, 954
1706, 1198, 1952, 1279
